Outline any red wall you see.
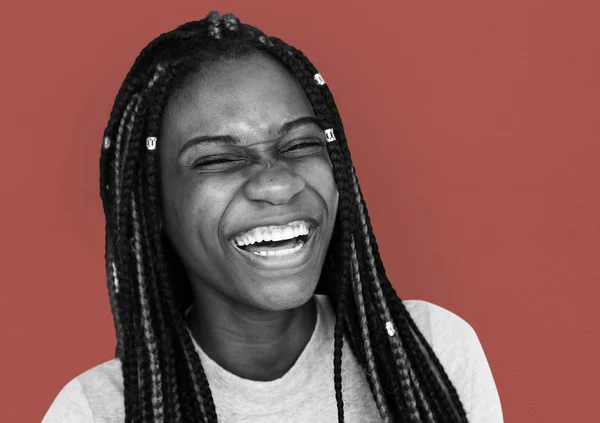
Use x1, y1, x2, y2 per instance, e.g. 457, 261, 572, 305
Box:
1, 1, 599, 421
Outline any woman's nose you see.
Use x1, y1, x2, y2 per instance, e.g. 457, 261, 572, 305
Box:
243, 165, 306, 205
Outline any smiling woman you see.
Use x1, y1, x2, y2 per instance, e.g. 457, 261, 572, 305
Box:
160, 54, 338, 318
41, 11, 502, 423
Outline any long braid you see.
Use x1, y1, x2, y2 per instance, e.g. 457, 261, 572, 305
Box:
143, 63, 217, 423
349, 234, 392, 422
101, 94, 138, 359
136, 162, 177, 422
351, 158, 469, 422
330, 131, 419, 421
135, 66, 184, 423
123, 82, 154, 423
114, 98, 143, 422
105, 65, 163, 422
131, 194, 164, 422
134, 95, 182, 423
354, 170, 469, 421
129, 91, 175, 421
349, 167, 432, 422
105, 253, 122, 358
113, 93, 137, 225
114, 95, 142, 361
332, 207, 351, 423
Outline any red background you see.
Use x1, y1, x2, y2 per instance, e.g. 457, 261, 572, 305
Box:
1, 1, 599, 421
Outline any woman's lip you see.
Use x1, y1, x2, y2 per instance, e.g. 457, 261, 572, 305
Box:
230, 225, 319, 270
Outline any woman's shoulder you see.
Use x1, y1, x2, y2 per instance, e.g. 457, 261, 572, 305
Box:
401, 299, 483, 378
42, 358, 125, 423
402, 299, 504, 422
401, 299, 478, 348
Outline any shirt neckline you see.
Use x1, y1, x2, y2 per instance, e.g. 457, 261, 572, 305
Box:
185, 295, 325, 392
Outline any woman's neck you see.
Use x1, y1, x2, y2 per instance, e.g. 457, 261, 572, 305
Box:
186, 292, 317, 381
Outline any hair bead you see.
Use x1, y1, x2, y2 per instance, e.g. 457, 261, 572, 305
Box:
325, 128, 336, 142
386, 321, 396, 337
103, 136, 111, 149
146, 137, 157, 151
314, 73, 326, 85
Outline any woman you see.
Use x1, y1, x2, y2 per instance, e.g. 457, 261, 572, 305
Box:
42, 11, 502, 423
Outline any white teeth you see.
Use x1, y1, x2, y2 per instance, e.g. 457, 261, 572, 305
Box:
283, 227, 294, 240
234, 220, 310, 247
251, 242, 304, 256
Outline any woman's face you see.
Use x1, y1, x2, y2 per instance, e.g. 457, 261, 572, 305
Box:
159, 53, 339, 312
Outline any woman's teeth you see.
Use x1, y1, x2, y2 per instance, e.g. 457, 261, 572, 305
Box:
251, 242, 305, 256
233, 220, 311, 258
234, 220, 310, 247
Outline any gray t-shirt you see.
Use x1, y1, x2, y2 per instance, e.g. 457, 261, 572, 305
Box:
41, 295, 503, 422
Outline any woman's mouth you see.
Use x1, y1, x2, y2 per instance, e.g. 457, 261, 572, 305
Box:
230, 219, 317, 264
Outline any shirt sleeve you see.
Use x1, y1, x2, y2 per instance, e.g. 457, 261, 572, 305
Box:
413, 300, 504, 423
41, 378, 96, 423
463, 323, 504, 423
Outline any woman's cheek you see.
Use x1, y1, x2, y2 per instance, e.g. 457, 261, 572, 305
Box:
186, 173, 245, 222
298, 156, 336, 191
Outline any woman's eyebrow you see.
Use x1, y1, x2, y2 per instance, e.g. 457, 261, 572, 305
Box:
278, 116, 323, 135
178, 116, 322, 157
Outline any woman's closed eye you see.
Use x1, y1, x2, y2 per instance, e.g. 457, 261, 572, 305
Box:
282, 138, 324, 156
192, 155, 247, 171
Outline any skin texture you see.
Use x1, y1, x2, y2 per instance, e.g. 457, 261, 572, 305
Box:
159, 53, 339, 381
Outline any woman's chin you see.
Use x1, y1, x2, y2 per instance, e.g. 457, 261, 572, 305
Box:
248, 281, 317, 312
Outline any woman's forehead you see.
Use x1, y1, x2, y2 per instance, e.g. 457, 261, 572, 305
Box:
161, 54, 314, 144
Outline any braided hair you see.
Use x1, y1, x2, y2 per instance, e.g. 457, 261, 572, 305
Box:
99, 11, 469, 423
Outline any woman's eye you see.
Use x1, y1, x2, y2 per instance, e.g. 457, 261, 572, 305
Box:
200, 158, 235, 165
284, 139, 323, 154
193, 157, 245, 170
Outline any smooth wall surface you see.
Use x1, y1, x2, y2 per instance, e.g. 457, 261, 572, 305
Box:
1, 1, 599, 421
